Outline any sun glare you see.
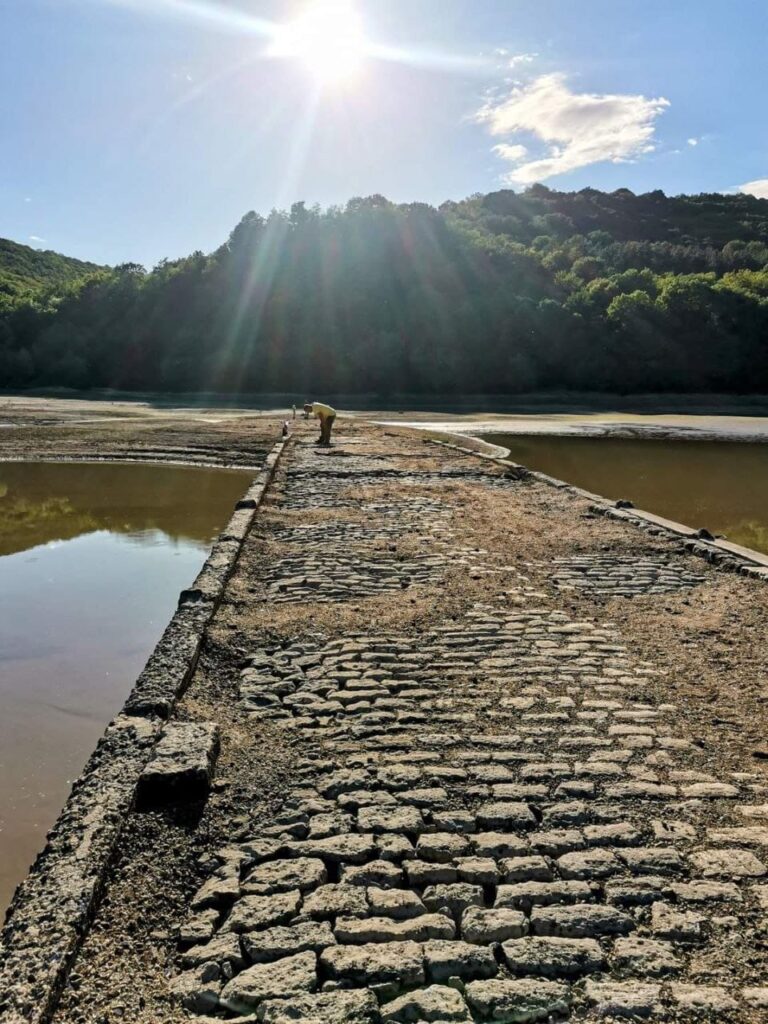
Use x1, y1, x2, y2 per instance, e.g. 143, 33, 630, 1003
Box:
270, 0, 367, 86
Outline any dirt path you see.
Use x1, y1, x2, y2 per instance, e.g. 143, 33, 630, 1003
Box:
5, 416, 768, 1022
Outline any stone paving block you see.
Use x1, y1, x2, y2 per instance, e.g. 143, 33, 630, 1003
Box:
169, 964, 222, 1014
465, 977, 570, 1023
375, 833, 416, 862
431, 809, 476, 833
500, 856, 554, 882
367, 887, 426, 920
670, 880, 742, 903
333, 913, 455, 944
243, 857, 327, 895
179, 908, 219, 946
285, 834, 378, 864
191, 875, 240, 911
605, 878, 672, 907
496, 881, 595, 911
689, 847, 767, 877
422, 883, 484, 919
357, 806, 426, 834
680, 782, 739, 799
502, 936, 605, 977
242, 921, 335, 963
557, 849, 621, 880
461, 906, 528, 943
219, 951, 317, 1014
476, 801, 537, 830
584, 822, 644, 846
257, 989, 379, 1022
618, 847, 685, 875
650, 902, 706, 942
612, 936, 681, 976
670, 984, 739, 1011
472, 832, 529, 858
137, 721, 220, 807
319, 940, 425, 988
743, 987, 768, 1008
340, 860, 405, 887
380, 984, 472, 1022
584, 979, 662, 1018
528, 830, 586, 857
181, 931, 245, 971
542, 801, 589, 827
530, 903, 635, 938
707, 826, 768, 845
302, 884, 368, 919
416, 833, 472, 863
423, 939, 498, 982
604, 782, 677, 799
454, 851, 501, 884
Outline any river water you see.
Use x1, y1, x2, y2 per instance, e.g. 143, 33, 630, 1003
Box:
0, 461, 253, 912
485, 434, 768, 556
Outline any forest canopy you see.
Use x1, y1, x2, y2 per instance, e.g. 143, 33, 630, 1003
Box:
2, 185, 768, 394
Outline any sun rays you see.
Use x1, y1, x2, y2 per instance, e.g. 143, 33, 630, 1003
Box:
268, 0, 369, 87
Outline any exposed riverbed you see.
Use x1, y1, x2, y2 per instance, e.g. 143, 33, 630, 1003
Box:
0, 461, 252, 912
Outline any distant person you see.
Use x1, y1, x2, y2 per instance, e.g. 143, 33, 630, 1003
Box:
292, 404, 297, 420
304, 401, 336, 445
281, 420, 290, 438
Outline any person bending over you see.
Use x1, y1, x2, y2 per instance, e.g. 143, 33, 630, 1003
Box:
304, 401, 336, 445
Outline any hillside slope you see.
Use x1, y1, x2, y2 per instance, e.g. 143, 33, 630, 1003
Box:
1, 186, 767, 394
0, 237, 102, 300
444, 186, 768, 246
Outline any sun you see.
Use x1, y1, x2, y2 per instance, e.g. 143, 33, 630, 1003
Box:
270, 0, 368, 86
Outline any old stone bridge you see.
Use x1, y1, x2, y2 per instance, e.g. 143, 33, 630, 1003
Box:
2, 421, 768, 1023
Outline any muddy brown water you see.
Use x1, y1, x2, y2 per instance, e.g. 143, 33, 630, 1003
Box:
486, 433, 768, 556
0, 461, 253, 913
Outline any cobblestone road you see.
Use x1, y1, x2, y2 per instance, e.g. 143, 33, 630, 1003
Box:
170, 429, 768, 1023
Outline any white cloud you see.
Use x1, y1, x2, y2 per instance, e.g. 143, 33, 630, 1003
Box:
508, 53, 537, 69
687, 137, 698, 146
29, 235, 47, 244
492, 143, 528, 163
738, 178, 768, 199
477, 73, 670, 185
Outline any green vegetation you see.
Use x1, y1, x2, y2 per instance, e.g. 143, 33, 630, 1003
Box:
2, 186, 768, 394
0, 237, 101, 301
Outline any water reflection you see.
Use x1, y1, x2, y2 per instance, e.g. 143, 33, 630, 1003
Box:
485, 434, 768, 556
0, 461, 252, 556
0, 461, 253, 912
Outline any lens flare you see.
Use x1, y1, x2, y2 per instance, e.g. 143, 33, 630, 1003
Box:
269, 0, 368, 86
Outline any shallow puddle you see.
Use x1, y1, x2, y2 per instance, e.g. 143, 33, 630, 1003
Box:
0, 461, 253, 912
486, 433, 768, 555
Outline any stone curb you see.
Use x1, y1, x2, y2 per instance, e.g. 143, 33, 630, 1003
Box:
424, 437, 768, 581
0, 439, 288, 1024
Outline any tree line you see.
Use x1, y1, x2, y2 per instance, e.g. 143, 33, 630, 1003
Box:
1, 186, 768, 394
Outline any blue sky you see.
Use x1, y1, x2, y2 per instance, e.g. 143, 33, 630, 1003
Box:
1, 0, 767, 268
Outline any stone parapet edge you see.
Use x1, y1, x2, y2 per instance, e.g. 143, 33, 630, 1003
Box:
0, 439, 288, 1024
425, 437, 768, 581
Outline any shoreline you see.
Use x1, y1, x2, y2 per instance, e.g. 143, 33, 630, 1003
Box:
376, 412, 768, 445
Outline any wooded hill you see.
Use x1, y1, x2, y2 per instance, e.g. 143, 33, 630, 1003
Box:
0, 237, 101, 301
2, 186, 767, 394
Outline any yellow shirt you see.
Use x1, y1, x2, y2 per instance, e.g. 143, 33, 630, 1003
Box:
311, 402, 336, 419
